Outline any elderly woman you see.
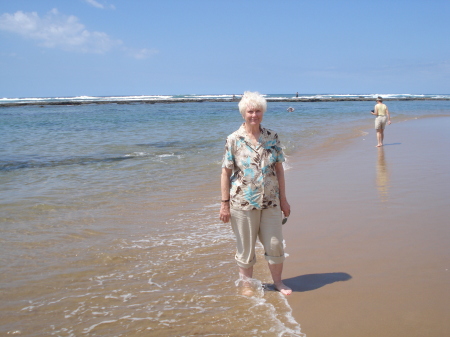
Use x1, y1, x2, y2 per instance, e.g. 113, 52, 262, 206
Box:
219, 91, 292, 296
371, 96, 392, 147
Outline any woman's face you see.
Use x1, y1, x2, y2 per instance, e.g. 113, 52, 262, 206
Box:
244, 106, 263, 126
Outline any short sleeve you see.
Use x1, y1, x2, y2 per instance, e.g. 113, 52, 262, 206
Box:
275, 134, 285, 163
276, 149, 285, 163
222, 138, 235, 169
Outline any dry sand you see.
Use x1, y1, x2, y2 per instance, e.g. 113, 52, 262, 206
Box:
283, 117, 450, 337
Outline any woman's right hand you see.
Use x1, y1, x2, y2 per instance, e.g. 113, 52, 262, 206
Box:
220, 167, 233, 223
219, 202, 231, 223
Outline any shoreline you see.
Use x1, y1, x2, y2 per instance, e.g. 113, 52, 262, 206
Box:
1, 97, 450, 108
282, 116, 450, 337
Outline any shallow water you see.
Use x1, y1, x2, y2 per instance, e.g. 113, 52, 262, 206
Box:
1, 99, 449, 336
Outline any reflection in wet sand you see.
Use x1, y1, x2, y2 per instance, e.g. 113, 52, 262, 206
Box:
376, 147, 390, 202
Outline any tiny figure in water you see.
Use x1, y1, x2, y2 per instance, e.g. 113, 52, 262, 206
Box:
370, 96, 392, 147
287, 107, 295, 112
296, 92, 299, 98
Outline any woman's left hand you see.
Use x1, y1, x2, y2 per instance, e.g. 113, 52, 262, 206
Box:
280, 199, 291, 218
219, 202, 231, 223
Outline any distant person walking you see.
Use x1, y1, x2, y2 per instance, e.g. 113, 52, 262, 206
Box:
371, 96, 391, 147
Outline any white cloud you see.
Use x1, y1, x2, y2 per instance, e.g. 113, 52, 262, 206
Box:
85, 0, 104, 9
126, 48, 159, 60
0, 51, 21, 59
84, 0, 116, 10
0, 9, 121, 53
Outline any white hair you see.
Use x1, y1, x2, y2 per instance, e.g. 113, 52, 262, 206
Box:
238, 91, 267, 116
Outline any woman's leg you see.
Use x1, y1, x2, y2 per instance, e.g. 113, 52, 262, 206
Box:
239, 266, 253, 279
259, 207, 292, 295
376, 129, 383, 147
231, 209, 261, 296
230, 209, 259, 296
268, 262, 292, 295
230, 209, 259, 269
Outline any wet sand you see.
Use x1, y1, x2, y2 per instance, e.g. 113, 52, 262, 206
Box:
283, 117, 450, 337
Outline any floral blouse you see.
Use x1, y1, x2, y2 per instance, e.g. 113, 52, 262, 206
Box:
222, 123, 285, 210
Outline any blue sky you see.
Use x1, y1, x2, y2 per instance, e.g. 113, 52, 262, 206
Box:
1, 0, 449, 98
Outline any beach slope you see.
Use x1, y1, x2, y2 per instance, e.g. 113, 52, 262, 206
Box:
283, 117, 450, 337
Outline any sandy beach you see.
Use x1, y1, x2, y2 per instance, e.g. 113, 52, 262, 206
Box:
283, 117, 450, 336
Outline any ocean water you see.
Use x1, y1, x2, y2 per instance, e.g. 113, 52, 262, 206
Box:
1, 97, 450, 336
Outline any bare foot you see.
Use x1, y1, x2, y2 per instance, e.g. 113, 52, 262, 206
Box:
274, 282, 292, 295
241, 285, 254, 297
376, 144, 382, 147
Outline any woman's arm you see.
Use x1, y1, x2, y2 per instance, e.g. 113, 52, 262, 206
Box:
220, 167, 232, 223
372, 105, 378, 116
386, 106, 392, 125
275, 162, 291, 217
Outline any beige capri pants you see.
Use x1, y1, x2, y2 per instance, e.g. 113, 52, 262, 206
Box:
230, 206, 285, 269
375, 115, 388, 130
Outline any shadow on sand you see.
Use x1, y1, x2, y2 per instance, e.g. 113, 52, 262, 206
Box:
282, 272, 352, 292
382, 142, 402, 146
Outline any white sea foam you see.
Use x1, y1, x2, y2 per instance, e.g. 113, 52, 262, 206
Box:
71, 95, 97, 100
124, 152, 148, 157
148, 278, 163, 288
194, 94, 234, 98
14, 196, 303, 336
83, 319, 119, 334
2, 93, 449, 105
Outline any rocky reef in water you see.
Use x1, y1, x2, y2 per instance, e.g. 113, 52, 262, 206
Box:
1, 96, 449, 108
